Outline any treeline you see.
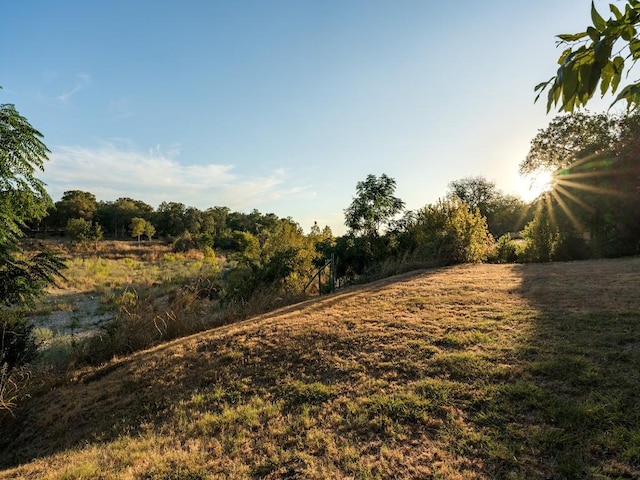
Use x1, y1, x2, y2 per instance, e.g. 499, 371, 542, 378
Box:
26, 111, 640, 296
341, 111, 640, 279
30, 192, 297, 249
28, 195, 337, 302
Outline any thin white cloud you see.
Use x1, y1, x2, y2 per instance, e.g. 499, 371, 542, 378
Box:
43, 143, 310, 210
56, 73, 91, 102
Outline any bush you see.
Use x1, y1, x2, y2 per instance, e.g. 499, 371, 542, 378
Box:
408, 198, 494, 265
173, 231, 198, 253
492, 234, 519, 263
0, 310, 37, 374
521, 204, 589, 262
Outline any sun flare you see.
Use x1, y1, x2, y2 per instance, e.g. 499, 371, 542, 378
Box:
518, 169, 555, 202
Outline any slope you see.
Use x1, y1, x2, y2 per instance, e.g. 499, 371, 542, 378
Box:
1, 259, 639, 479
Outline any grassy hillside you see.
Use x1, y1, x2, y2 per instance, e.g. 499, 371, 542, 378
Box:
1, 259, 639, 479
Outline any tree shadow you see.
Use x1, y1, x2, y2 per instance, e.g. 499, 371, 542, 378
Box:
485, 258, 640, 478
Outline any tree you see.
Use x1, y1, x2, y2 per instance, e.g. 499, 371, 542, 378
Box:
448, 176, 529, 237
130, 217, 147, 244
54, 190, 97, 223
520, 112, 617, 175
536, 1, 640, 112
207, 206, 229, 237
1, 97, 64, 407
155, 201, 186, 237
65, 218, 103, 253
448, 176, 497, 214
0, 100, 65, 296
521, 200, 589, 262
144, 221, 156, 241
345, 174, 405, 237
97, 197, 153, 238
522, 111, 640, 257
486, 193, 530, 238
0, 104, 51, 254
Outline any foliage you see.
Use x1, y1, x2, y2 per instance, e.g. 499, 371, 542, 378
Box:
0, 251, 66, 308
129, 217, 154, 243
521, 204, 560, 262
405, 198, 494, 265
486, 193, 530, 238
521, 200, 589, 262
129, 217, 146, 241
224, 218, 322, 303
172, 231, 198, 253
448, 176, 529, 237
344, 173, 405, 237
520, 112, 617, 175
230, 231, 260, 262
536, 1, 640, 111
48, 190, 98, 230
0, 100, 64, 308
521, 111, 640, 259
448, 176, 497, 214
143, 220, 156, 241
0, 103, 51, 254
0, 98, 64, 407
0, 310, 37, 374
491, 234, 520, 264
155, 201, 187, 237
333, 234, 390, 281
96, 197, 153, 238
65, 218, 103, 245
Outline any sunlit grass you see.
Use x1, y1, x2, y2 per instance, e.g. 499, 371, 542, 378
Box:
1, 259, 639, 478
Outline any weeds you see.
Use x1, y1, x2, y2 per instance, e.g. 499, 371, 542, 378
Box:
0, 368, 21, 413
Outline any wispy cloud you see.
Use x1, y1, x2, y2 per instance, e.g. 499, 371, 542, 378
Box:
56, 73, 91, 102
43, 143, 310, 210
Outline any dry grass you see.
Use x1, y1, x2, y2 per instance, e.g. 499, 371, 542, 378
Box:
25, 240, 223, 361
1, 258, 639, 479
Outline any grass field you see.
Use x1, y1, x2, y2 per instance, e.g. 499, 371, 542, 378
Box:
1, 258, 639, 479
24, 240, 224, 367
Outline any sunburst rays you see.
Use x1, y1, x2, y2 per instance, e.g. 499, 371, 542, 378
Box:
532, 150, 639, 246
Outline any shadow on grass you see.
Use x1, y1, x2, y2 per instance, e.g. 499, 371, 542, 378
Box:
481, 258, 640, 478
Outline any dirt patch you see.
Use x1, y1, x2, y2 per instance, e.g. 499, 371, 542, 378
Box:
29, 291, 115, 340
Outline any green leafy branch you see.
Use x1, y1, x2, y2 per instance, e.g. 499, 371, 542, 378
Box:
536, 1, 640, 112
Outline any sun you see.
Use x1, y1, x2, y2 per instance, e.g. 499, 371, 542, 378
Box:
517, 169, 555, 202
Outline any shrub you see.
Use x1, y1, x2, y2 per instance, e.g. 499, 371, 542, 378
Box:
0, 310, 37, 374
173, 231, 198, 253
408, 198, 494, 265
521, 203, 589, 262
492, 234, 519, 263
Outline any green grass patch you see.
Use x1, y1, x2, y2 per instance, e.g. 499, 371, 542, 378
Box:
278, 380, 337, 408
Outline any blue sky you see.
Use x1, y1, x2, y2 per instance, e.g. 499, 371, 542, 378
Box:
3, 1, 614, 234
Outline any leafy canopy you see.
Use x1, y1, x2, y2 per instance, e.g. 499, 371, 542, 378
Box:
344, 173, 405, 237
1, 97, 64, 306
0, 102, 51, 256
520, 112, 617, 175
1, 93, 65, 383
537, 1, 640, 112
